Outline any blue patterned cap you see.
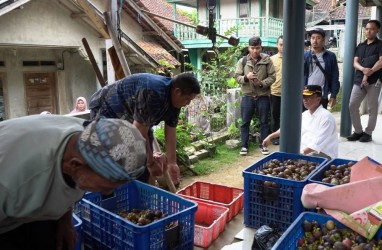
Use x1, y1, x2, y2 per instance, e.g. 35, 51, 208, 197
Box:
78, 119, 147, 181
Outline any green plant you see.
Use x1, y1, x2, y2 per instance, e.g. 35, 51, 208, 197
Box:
226, 77, 239, 89
154, 121, 192, 166
186, 26, 245, 96
227, 122, 240, 139
151, 59, 175, 77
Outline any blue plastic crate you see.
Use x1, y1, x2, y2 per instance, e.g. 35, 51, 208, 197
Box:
242, 152, 327, 231
72, 213, 82, 250
309, 157, 380, 186
272, 212, 382, 249
79, 180, 197, 250
308, 158, 357, 186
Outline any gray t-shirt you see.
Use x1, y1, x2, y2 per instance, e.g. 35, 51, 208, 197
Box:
307, 51, 326, 89
0, 115, 86, 233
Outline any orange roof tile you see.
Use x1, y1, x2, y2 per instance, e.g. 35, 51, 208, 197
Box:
314, 0, 371, 20
138, 0, 192, 31
136, 40, 181, 66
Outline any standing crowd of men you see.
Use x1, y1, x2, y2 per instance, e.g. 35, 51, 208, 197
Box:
235, 19, 382, 159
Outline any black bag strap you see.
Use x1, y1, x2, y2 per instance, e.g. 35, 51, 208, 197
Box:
242, 56, 247, 69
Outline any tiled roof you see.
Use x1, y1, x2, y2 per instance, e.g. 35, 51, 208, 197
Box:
136, 40, 181, 66
131, 0, 191, 50
137, 0, 192, 31
313, 0, 371, 20
330, 5, 371, 20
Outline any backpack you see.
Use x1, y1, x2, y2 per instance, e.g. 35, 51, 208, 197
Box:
242, 55, 247, 68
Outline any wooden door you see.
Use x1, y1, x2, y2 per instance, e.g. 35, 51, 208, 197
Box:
24, 73, 57, 115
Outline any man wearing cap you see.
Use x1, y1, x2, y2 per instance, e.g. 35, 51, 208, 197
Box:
303, 27, 340, 109
235, 36, 276, 156
0, 115, 146, 249
263, 85, 338, 159
348, 19, 382, 143
89, 72, 200, 186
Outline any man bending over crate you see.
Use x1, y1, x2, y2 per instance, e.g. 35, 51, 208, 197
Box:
262, 85, 338, 159
89, 72, 201, 186
0, 115, 147, 249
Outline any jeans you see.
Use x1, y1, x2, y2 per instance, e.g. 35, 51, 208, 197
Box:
240, 95, 270, 148
270, 95, 281, 133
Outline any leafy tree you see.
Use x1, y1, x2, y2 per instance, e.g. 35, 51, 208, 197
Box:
187, 26, 245, 95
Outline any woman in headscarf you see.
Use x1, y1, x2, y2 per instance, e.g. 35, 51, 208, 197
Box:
70, 97, 88, 114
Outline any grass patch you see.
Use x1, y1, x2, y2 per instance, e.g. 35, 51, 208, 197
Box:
185, 143, 258, 176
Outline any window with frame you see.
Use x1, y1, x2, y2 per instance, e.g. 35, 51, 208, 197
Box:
239, 0, 248, 18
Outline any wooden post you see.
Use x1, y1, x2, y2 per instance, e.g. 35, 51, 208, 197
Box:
82, 38, 106, 87
104, 11, 131, 76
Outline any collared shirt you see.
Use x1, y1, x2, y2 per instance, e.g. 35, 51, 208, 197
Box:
354, 38, 382, 85
89, 73, 180, 128
301, 105, 338, 159
270, 53, 282, 96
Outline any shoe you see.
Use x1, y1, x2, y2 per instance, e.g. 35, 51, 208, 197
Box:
347, 132, 363, 141
240, 147, 248, 156
260, 146, 269, 155
359, 133, 372, 142
272, 138, 279, 145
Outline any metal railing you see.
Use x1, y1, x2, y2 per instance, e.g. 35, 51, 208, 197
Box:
174, 17, 283, 41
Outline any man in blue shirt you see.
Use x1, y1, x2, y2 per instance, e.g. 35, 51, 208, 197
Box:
89, 73, 200, 185
303, 28, 340, 109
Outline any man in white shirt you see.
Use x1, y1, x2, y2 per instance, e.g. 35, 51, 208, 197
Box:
262, 85, 338, 159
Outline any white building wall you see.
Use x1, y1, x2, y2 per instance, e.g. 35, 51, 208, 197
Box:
0, 0, 105, 117
251, 0, 261, 17
219, 0, 236, 19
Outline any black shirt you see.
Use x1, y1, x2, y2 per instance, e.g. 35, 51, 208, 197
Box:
354, 38, 382, 85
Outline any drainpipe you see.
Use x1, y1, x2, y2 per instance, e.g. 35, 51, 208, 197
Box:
279, 0, 305, 154
340, 0, 359, 137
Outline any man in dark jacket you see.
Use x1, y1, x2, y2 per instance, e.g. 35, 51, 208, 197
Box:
303, 27, 340, 109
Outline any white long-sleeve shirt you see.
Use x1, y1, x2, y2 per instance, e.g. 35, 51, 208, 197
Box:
301, 105, 338, 159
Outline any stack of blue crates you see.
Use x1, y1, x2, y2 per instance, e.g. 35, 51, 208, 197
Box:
242, 152, 327, 231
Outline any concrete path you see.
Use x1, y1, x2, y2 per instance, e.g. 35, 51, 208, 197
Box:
335, 113, 382, 163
